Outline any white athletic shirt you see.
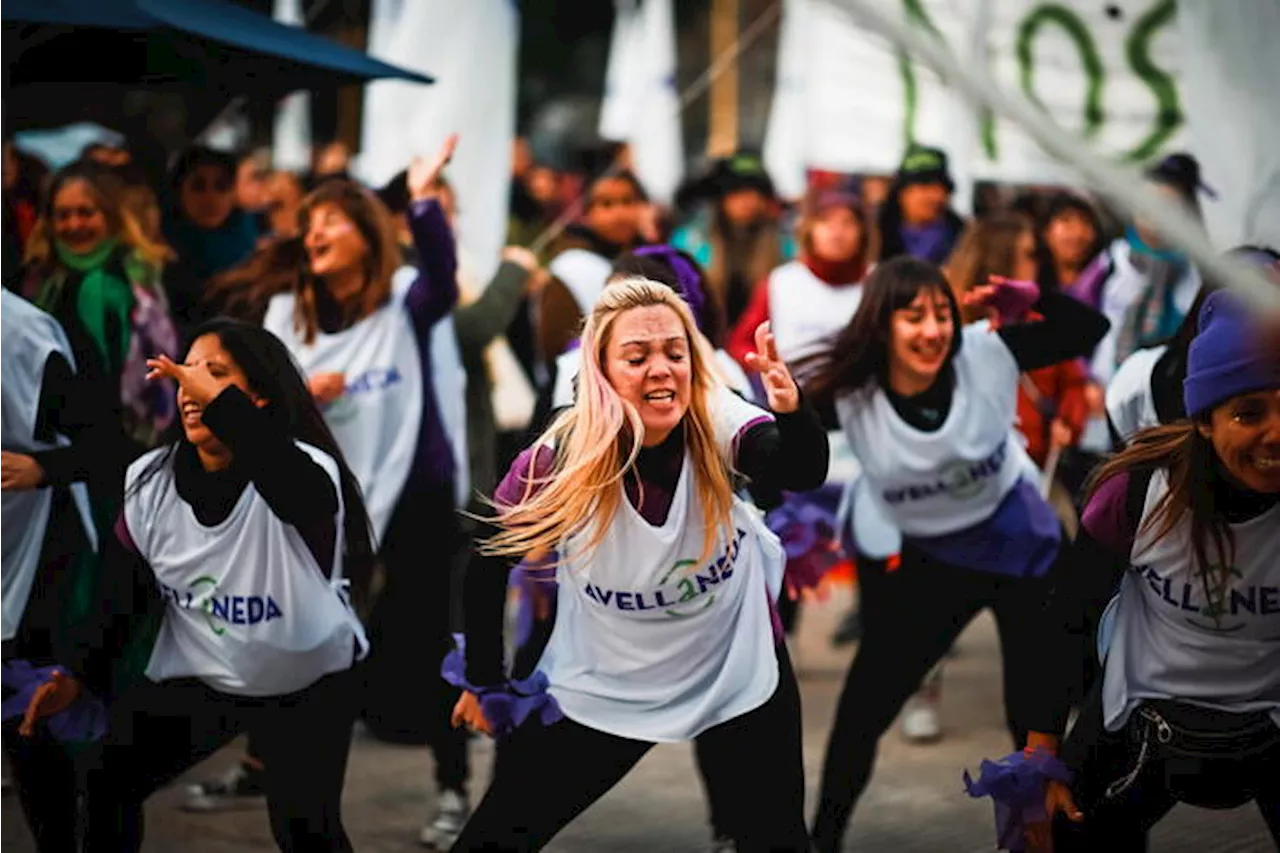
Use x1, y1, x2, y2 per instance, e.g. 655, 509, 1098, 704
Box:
125, 442, 367, 697
1105, 345, 1166, 445
1102, 470, 1280, 730
766, 260, 865, 485
536, 389, 783, 741
264, 276, 423, 540
1, 292, 97, 642
548, 248, 613, 315
835, 322, 1023, 537
766, 260, 864, 366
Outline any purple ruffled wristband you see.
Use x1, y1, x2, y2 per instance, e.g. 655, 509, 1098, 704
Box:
767, 490, 845, 593
1, 660, 108, 744
440, 634, 563, 739
963, 748, 1073, 852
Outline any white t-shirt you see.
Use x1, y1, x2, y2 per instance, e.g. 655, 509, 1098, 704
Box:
548, 248, 613, 315
1105, 344, 1166, 445
536, 389, 783, 741
835, 323, 1023, 537
264, 278, 423, 540
125, 443, 367, 697
766, 260, 864, 368
1, 292, 97, 642
1103, 470, 1280, 730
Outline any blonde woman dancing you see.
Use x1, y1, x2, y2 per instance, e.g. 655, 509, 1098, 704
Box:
448, 278, 828, 851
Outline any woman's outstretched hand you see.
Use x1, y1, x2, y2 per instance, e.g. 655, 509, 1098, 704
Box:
146, 354, 224, 407
743, 322, 800, 414
409, 133, 460, 202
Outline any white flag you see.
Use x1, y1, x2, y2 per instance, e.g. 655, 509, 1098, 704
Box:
361, 0, 518, 284
598, 0, 684, 205
1178, 0, 1280, 248
272, 0, 312, 173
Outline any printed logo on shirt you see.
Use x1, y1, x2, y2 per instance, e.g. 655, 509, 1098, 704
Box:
1130, 562, 1280, 634
881, 442, 1008, 505
159, 576, 284, 636
322, 366, 404, 422
580, 528, 747, 618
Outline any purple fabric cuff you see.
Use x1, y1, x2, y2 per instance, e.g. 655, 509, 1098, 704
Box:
963, 748, 1073, 852
1, 660, 108, 743
440, 634, 563, 739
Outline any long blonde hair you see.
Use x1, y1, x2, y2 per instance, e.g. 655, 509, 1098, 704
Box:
483, 278, 737, 565
24, 165, 173, 274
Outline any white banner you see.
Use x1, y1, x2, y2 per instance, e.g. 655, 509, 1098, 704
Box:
361, 0, 518, 284
598, 0, 684, 205
765, 0, 1188, 189
272, 0, 312, 173
1178, 0, 1280, 249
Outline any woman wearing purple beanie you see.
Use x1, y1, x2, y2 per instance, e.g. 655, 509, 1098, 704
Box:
982, 289, 1279, 851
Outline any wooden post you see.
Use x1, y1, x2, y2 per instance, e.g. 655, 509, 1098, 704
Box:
706, 0, 740, 158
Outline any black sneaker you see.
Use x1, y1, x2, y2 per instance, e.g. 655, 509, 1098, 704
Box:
181, 762, 267, 812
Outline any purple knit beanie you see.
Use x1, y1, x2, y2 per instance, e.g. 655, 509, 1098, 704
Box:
1183, 290, 1280, 418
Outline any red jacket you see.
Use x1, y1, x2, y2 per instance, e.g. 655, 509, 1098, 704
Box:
1016, 358, 1090, 467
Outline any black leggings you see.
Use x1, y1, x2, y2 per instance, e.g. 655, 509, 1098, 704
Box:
2, 718, 79, 853
83, 667, 358, 853
452, 645, 809, 852
361, 483, 469, 791
811, 546, 1061, 853
1053, 684, 1280, 851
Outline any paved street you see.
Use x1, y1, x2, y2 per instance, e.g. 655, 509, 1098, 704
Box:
4, 590, 1274, 852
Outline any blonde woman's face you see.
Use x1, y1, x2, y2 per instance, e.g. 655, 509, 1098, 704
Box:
52, 180, 110, 256
604, 304, 693, 448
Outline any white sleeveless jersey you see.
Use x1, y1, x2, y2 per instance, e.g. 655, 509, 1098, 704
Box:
537, 391, 782, 741
766, 260, 865, 367
835, 322, 1022, 537
1, 292, 97, 642
1103, 471, 1280, 730
264, 277, 423, 540
551, 347, 756, 411
548, 248, 614, 315
1105, 345, 1165, 445
125, 443, 367, 697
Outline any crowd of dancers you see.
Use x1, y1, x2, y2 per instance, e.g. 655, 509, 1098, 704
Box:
1, 127, 1277, 853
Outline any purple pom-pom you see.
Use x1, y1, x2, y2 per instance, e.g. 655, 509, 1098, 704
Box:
963, 748, 1073, 852
439, 635, 563, 740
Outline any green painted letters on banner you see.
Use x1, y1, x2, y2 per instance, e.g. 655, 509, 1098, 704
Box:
1016, 4, 1106, 139
1124, 0, 1181, 161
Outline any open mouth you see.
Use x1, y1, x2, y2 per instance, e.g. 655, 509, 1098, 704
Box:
181, 402, 204, 426
308, 244, 333, 266
643, 390, 677, 405
911, 341, 945, 363
1255, 454, 1279, 472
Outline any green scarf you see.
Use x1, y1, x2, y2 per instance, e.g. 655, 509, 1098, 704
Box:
42, 238, 134, 374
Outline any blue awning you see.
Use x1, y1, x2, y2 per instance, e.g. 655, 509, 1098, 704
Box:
3, 0, 433, 87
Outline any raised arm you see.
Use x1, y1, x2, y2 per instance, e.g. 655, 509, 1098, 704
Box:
403, 136, 462, 331
996, 290, 1111, 372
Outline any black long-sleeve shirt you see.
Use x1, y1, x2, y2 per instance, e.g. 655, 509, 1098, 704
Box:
461, 398, 829, 688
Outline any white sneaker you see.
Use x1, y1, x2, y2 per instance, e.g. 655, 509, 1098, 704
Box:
900, 697, 942, 742
420, 788, 470, 849
180, 762, 267, 812
710, 834, 737, 852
